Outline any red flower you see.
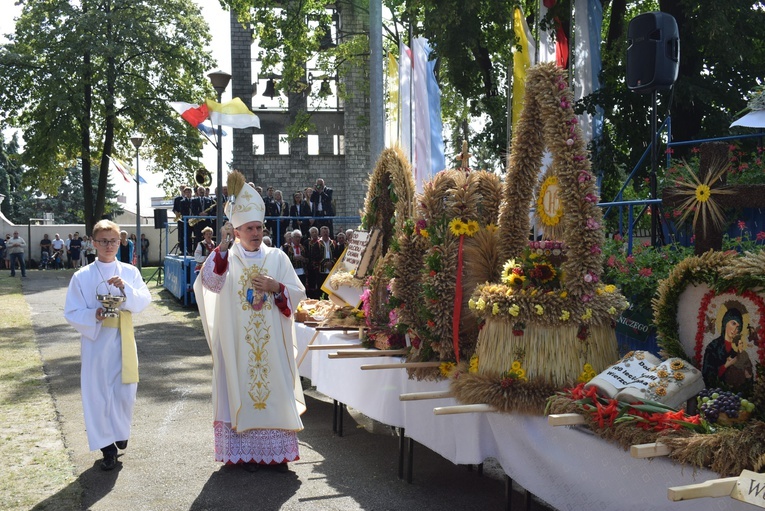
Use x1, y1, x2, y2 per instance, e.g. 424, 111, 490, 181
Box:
607, 255, 616, 267
638, 267, 653, 277
757, 231, 765, 242
626, 255, 635, 264
691, 147, 700, 154
738, 220, 747, 230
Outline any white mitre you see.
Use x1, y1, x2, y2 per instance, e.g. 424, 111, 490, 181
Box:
226, 181, 265, 228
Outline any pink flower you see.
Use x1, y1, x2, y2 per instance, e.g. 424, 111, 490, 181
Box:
642, 240, 650, 247
613, 234, 623, 242
607, 255, 616, 267
757, 231, 765, 242
665, 148, 674, 154
566, 138, 574, 146
584, 273, 593, 283
388, 308, 399, 328
590, 245, 602, 255
638, 267, 653, 277
581, 294, 593, 303
626, 255, 635, 264
738, 220, 746, 230
586, 218, 600, 230
584, 193, 598, 203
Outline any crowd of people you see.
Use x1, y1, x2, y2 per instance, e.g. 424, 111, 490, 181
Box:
1, 230, 150, 274
172, 177, 338, 256
173, 176, 350, 299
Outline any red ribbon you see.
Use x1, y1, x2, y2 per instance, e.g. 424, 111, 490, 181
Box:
452, 235, 465, 363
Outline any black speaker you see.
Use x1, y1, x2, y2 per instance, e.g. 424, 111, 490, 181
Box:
627, 12, 679, 93
153, 208, 168, 229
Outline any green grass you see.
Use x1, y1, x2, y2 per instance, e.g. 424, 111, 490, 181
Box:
0, 277, 81, 511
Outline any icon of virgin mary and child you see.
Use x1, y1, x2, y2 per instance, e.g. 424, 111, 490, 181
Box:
701, 303, 755, 394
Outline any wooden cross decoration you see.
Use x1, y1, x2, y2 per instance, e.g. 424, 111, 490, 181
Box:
455, 140, 471, 170
663, 142, 765, 255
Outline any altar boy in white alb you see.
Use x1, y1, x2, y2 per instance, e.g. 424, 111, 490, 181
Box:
194, 171, 306, 472
64, 220, 152, 471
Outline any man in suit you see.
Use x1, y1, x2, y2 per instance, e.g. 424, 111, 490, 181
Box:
266, 189, 289, 245
191, 185, 213, 249
289, 191, 312, 239
310, 178, 334, 237
172, 185, 193, 255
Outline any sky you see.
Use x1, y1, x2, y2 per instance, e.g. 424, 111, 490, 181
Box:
0, 0, 234, 215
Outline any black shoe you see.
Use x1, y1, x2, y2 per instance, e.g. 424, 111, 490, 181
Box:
100, 453, 117, 471
242, 463, 261, 473
115, 440, 128, 450
272, 462, 290, 473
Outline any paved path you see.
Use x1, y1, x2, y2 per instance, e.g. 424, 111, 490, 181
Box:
23, 270, 523, 511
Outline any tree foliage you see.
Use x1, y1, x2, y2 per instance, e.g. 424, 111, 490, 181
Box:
215, 0, 764, 184
0, 0, 216, 233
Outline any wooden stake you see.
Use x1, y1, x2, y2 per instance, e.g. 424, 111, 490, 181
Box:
327, 348, 409, 359
433, 404, 495, 415
630, 442, 672, 459
399, 390, 454, 401
360, 361, 441, 370
547, 413, 586, 426
307, 343, 364, 351
667, 478, 738, 501
296, 330, 321, 368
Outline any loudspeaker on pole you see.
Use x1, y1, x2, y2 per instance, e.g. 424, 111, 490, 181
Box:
153, 208, 168, 229
627, 12, 680, 93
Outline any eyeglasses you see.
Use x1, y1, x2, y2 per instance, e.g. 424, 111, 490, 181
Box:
93, 239, 120, 247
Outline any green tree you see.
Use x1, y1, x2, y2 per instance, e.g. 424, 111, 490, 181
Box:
0, 0, 216, 234
0, 133, 23, 222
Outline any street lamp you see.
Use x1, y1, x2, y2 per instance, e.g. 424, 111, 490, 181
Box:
207, 69, 232, 239
130, 134, 144, 272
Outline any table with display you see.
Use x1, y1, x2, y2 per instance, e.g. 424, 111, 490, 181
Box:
294, 324, 752, 511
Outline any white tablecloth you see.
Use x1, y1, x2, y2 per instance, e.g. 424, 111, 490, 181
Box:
297, 326, 751, 511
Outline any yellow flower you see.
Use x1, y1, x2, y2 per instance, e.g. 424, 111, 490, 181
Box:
673, 372, 685, 381
465, 220, 480, 236
583, 363, 593, 372
695, 184, 711, 203
515, 368, 526, 379
439, 362, 456, 377
507, 273, 525, 287
508, 304, 520, 316
608, 307, 617, 315
559, 291, 568, 298
604, 284, 616, 293
528, 252, 539, 260
449, 218, 467, 236
559, 310, 570, 321
656, 387, 667, 396
492, 303, 500, 315
535, 304, 544, 315
581, 308, 593, 321
511, 360, 522, 371
420, 229, 429, 239
670, 360, 685, 370
476, 298, 486, 310
349, 269, 356, 276
468, 298, 476, 310
469, 355, 479, 374
485, 223, 498, 233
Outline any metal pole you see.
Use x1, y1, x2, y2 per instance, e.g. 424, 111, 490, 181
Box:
216, 90, 223, 238
650, 89, 658, 247
135, 147, 141, 271
369, 0, 384, 166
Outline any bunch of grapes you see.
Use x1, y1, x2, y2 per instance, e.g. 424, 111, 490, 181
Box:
697, 388, 756, 424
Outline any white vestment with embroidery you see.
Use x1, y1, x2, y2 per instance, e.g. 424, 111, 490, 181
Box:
195, 243, 306, 464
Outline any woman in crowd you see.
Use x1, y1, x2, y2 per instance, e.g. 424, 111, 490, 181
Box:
193, 226, 216, 273
118, 231, 134, 264
285, 228, 308, 287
